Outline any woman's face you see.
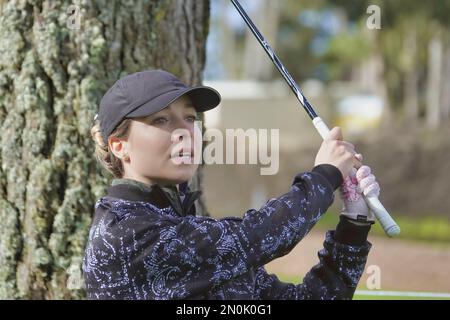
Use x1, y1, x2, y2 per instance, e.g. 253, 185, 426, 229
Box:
114, 95, 202, 186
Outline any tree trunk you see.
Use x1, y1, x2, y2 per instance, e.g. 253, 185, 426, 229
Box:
243, 0, 280, 80
426, 35, 443, 129
0, 0, 211, 299
360, 30, 392, 129
403, 30, 419, 122
218, 0, 240, 79
441, 47, 450, 123
373, 42, 393, 129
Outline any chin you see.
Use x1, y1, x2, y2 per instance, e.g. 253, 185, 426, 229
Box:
166, 168, 197, 185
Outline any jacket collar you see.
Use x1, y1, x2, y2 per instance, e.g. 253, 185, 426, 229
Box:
106, 178, 202, 217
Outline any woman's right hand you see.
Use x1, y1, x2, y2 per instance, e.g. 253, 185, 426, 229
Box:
314, 127, 362, 179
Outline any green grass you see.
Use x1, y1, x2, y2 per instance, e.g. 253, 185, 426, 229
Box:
315, 211, 450, 244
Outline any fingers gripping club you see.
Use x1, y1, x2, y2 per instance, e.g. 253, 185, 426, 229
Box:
313, 118, 400, 237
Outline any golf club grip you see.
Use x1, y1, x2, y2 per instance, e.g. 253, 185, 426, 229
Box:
312, 117, 401, 237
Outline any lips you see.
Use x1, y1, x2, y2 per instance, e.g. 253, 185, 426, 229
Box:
178, 149, 193, 158
171, 146, 194, 159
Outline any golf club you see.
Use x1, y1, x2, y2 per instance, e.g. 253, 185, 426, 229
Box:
231, 0, 400, 237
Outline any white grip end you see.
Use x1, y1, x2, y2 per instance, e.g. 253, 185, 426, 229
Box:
366, 196, 401, 237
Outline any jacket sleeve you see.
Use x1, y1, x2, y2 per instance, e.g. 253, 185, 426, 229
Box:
132, 164, 344, 298
254, 218, 372, 300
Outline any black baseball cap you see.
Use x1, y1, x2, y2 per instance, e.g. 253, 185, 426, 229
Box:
95, 69, 221, 143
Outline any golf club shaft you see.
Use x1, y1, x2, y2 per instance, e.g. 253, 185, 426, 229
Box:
231, 0, 400, 237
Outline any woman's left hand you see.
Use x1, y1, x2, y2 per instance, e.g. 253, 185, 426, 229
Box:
339, 165, 380, 224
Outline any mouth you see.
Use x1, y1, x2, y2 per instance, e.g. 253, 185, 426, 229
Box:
171, 147, 194, 160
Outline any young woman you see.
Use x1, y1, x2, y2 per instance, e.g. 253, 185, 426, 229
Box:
83, 69, 380, 300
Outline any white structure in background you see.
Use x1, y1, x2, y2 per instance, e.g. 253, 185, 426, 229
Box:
202, 79, 328, 152
202, 80, 288, 128
335, 94, 384, 135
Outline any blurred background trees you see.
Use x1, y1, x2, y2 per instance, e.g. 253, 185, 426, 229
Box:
204, 0, 450, 292
203, 0, 450, 238
206, 0, 450, 129
202, 1, 450, 293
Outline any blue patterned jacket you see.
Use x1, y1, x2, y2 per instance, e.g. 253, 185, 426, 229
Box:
83, 164, 371, 300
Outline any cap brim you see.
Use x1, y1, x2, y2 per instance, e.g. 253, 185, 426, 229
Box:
126, 86, 221, 119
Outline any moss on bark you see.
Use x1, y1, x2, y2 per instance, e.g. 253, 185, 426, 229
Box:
0, 0, 211, 299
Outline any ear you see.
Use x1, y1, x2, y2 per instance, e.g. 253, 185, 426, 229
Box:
109, 136, 128, 159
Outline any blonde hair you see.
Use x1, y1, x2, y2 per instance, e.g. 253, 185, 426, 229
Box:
91, 119, 133, 178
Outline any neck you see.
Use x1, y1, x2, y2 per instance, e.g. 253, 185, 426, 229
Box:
122, 171, 150, 184
121, 173, 180, 191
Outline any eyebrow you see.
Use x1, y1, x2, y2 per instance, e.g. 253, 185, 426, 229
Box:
183, 103, 197, 113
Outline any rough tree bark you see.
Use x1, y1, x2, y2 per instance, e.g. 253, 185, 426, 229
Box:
0, 0, 211, 299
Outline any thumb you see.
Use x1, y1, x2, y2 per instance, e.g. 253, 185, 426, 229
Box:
326, 127, 343, 141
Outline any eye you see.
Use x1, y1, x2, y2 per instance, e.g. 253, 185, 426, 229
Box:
185, 114, 199, 122
152, 117, 169, 125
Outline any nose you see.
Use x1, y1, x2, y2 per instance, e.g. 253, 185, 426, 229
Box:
171, 118, 195, 143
